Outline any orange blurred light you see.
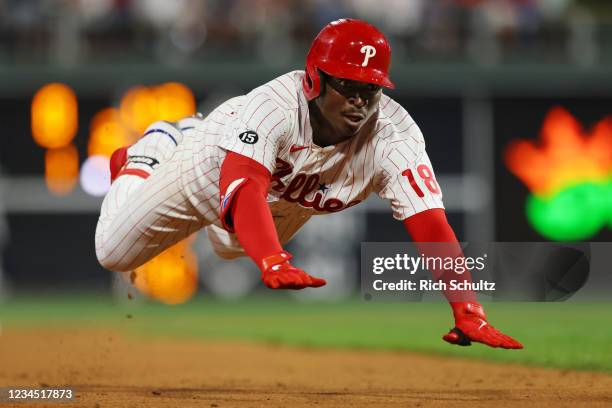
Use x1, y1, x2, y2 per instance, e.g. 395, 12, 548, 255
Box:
88, 108, 134, 158
45, 144, 79, 195
32, 83, 78, 148
134, 238, 199, 305
119, 82, 196, 135
119, 86, 158, 135
504, 107, 612, 197
155, 82, 196, 122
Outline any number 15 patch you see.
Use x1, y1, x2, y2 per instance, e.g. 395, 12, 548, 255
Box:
238, 130, 259, 144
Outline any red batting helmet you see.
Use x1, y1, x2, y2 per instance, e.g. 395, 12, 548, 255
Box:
303, 19, 395, 101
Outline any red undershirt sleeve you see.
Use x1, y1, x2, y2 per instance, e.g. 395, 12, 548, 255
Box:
220, 152, 283, 270
403, 208, 477, 302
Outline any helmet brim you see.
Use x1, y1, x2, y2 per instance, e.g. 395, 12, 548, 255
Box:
319, 64, 395, 90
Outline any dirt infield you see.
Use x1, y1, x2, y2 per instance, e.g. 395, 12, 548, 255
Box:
0, 328, 611, 407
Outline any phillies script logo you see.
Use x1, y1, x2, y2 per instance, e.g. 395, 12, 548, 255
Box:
271, 159, 362, 212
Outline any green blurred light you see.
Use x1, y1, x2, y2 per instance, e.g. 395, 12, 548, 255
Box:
526, 182, 609, 241
607, 180, 612, 228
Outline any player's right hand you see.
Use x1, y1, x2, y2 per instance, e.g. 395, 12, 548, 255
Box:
261, 252, 327, 290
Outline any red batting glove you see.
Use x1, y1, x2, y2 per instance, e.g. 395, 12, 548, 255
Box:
260, 251, 327, 290
442, 302, 523, 349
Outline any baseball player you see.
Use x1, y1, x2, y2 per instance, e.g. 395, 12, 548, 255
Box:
95, 19, 522, 349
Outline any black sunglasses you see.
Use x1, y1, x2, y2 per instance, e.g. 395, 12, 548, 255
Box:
320, 71, 381, 98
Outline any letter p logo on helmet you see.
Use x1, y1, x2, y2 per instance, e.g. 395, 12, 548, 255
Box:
302, 19, 395, 100
360, 45, 376, 67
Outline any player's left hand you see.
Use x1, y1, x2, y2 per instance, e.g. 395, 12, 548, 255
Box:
260, 251, 327, 290
442, 302, 523, 349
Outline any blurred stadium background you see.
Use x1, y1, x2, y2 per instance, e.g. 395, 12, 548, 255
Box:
0, 0, 611, 305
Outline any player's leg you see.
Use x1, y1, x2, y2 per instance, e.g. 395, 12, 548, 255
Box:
95, 122, 207, 272
206, 224, 245, 260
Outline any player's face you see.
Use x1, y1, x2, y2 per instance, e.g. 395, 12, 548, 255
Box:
316, 75, 382, 137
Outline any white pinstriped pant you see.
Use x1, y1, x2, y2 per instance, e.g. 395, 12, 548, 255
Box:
94, 124, 319, 272
95, 132, 210, 272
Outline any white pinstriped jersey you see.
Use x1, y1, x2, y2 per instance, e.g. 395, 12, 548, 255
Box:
177, 70, 444, 258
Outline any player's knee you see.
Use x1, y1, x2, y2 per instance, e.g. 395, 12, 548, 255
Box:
95, 233, 136, 272
95, 245, 121, 272
96, 251, 139, 273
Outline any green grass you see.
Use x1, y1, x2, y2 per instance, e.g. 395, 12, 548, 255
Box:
1, 294, 611, 372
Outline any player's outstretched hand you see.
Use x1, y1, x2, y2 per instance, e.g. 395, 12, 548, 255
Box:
442, 302, 523, 349
261, 251, 326, 290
